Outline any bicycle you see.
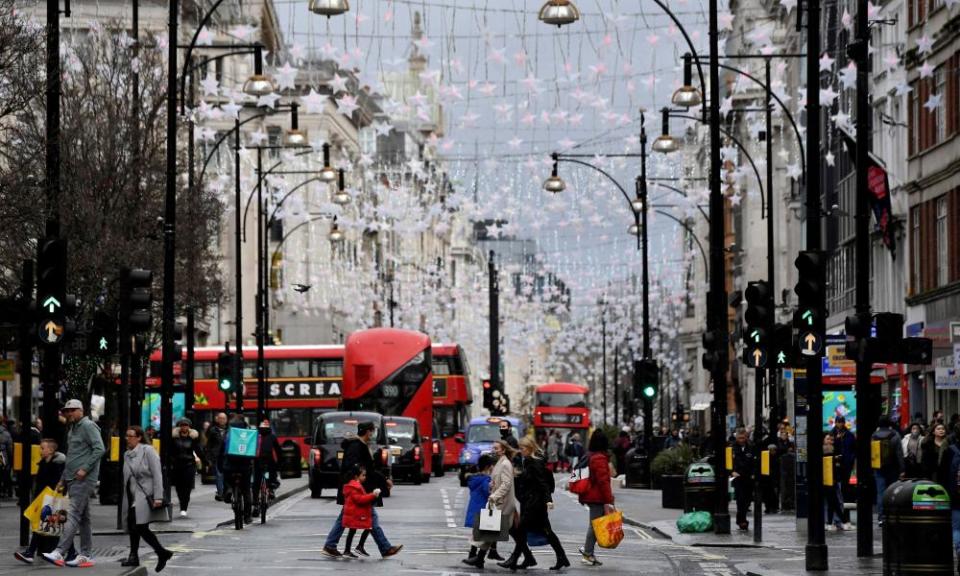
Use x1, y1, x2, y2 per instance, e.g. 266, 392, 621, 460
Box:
254, 471, 270, 525
228, 472, 248, 530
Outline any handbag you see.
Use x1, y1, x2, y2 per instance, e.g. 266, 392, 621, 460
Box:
133, 474, 171, 524
478, 503, 503, 531
568, 461, 591, 495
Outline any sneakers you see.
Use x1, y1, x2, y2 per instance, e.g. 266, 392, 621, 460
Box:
381, 545, 403, 558
42, 550, 66, 567
320, 546, 342, 559
179, 510, 188, 518
354, 547, 370, 558
578, 548, 601, 566
66, 555, 95, 568
14, 551, 34, 564
843, 522, 855, 531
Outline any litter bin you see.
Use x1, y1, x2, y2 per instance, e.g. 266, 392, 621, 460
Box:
683, 462, 715, 513
882, 479, 952, 576
624, 448, 648, 488
279, 443, 302, 479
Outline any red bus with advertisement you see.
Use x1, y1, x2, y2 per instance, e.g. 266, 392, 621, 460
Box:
432, 344, 473, 470
147, 345, 343, 464
532, 383, 591, 445
342, 328, 435, 482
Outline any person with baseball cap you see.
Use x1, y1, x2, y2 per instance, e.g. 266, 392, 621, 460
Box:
41, 399, 105, 568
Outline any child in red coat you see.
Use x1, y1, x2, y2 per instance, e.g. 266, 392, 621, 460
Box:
342, 465, 381, 558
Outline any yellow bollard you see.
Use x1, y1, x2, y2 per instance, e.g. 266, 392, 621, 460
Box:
725, 446, 733, 470
871, 439, 881, 469
12, 442, 22, 471
823, 456, 834, 486
110, 436, 120, 462
761, 450, 770, 476
152, 438, 161, 453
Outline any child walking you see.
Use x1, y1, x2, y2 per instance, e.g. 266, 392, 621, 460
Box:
342, 465, 380, 558
463, 455, 503, 564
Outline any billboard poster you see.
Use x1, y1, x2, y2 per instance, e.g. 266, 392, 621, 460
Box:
141, 392, 186, 431
823, 389, 857, 433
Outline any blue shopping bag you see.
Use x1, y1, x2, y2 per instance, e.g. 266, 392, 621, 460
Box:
226, 427, 258, 457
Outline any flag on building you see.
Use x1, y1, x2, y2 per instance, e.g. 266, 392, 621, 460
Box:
838, 126, 896, 257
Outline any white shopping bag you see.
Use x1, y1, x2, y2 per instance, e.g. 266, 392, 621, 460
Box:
478, 504, 503, 532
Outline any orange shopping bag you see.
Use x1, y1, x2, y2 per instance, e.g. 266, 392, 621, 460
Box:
591, 509, 624, 549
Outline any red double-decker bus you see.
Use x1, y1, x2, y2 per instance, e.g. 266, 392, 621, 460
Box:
342, 328, 435, 482
147, 345, 343, 464
432, 344, 472, 471
532, 382, 591, 440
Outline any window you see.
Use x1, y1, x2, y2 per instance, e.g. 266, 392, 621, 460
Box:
938, 197, 949, 286
269, 359, 310, 378
194, 361, 216, 379
912, 206, 922, 293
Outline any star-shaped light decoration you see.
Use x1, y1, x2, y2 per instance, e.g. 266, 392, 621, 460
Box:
820, 86, 839, 106
780, 0, 797, 11
372, 121, 393, 136
248, 130, 268, 147
819, 52, 835, 72
825, 151, 836, 166
924, 93, 943, 111
200, 75, 219, 96
839, 62, 857, 90
257, 92, 280, 109
230, 24, 256, 40
786, 163, 803, 180
195, 27, 214, 46
916, 35, 934, 55
300, 88, 328, 114
275, 62, 298, 91
507, 137, 523, 149
336, 94, 359, 117
289, 43, 306, 63
894, 83, 913, 97
919, 61, 935, 78
328, 74, 349, 94
220, 100, 242, 119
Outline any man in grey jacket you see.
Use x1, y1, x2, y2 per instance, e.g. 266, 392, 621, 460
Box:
41, 399, 105, 568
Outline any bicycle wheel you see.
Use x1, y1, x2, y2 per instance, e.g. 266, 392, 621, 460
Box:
233, 479, 243, 530
260, 485, 267, 524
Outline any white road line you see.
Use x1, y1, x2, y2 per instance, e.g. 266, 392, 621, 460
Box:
440, 488, 458, 528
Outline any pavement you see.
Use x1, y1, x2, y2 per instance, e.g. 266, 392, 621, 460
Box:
0, 473, 309, 575
612, 479, 886, 576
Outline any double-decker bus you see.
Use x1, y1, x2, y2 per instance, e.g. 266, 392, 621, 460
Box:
532, 382, 590, 444
147, 345, 343, 464
342, 328, 435, 482
432, 344, 472, 471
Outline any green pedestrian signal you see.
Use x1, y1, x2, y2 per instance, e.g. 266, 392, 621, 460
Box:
99, 337, 108, 351
777, 351, 786, 365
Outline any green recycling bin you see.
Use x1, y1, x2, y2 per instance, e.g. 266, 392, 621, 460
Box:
683, 462, 716, 513
882, 480, 952, 576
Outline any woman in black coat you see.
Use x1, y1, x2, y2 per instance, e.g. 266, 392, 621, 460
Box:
499, 436, 569, 571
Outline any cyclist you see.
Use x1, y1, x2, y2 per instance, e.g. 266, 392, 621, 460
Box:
252, 419, 282, 516
221, 415, 253, 525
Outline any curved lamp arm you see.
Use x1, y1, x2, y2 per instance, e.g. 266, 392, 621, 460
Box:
270, 215, 333, 264
553, 155, 632, 208
650, 181, 710, 225
242, 149, 314, 242
650, 0, 708, 122
670, 112, 766, 217
179, 0, 232, 114
268, 176, 325, 224
197, 111, 269, 191
653, 209, 708, 278
715, 62, 806, 180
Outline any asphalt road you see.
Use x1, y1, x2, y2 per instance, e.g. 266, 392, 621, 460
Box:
140, 474, 746, 576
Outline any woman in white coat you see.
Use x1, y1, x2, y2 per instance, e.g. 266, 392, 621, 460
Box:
121, 426, 174, 571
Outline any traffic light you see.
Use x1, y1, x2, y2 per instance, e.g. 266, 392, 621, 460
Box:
482, 379, 492, 410
120, 269, 153, 336
701, 329, 724, 372
743, 281, 772, 368
844, 312, 933, 365
218, 352, 236, 393
770, 323, 795, 368
633, 359, 659, 400
88, 311, 117, 356
794, 250, 826, 358
36, 236, 73, 346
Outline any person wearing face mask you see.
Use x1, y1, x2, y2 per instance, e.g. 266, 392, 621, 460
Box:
499, 420, 519, 450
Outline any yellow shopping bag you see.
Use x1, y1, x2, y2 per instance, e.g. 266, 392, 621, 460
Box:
23, 486, 57, 531
591, 509, 624, 549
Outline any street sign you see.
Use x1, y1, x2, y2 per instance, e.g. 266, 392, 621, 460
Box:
799, 330, 823, 357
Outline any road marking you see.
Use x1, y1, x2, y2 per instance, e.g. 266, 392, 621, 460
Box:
440, 488, 458, 528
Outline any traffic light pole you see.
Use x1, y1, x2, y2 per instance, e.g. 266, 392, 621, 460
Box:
488, 251, 501, 414
18, 260, 33, 547
638, 123, 655, 477
753, 368, 764, 543
256, 148, 266, 426
853, 0, 873, 557
707, 0, 731, 536
804, 0, 828, 569
233, 118, 244, 414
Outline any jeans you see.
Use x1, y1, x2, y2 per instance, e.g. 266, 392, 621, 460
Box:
952, 509, 960, 553
57, 477, 96, 557
824, 483, 843, 526
582, 503, 606, 556
324, 509, 392, 554
214, 465, 224, 496
875, 475, 889, 521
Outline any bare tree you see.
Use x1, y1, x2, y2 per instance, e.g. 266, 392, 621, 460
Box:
0, 21, 223, 337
